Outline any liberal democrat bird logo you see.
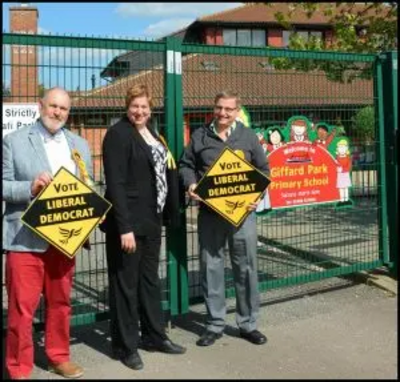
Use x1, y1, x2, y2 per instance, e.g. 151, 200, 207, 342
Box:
59, 226, 82, 245
225, 200, 245, 214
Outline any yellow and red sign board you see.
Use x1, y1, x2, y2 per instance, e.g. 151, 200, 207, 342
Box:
21, 167, 112, 258
195, 147, 270, 227
268, 142, 340, 208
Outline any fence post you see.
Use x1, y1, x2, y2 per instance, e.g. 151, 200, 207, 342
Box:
164, 37, 189, 316
374, 54, 391, 270
381, 51, 398, 279
164, 37, 179, 317
171, 38, 190, 315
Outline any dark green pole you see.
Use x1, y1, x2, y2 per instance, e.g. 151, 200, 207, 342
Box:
374, 55, 391, 271
164, 37, 179, 316
173, 38, 190, 315
381, 51, 398, 279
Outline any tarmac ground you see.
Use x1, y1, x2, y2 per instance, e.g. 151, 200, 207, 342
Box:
2, 272, 397, 380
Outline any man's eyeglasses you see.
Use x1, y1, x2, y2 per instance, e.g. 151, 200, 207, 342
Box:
214, 105, 238, 114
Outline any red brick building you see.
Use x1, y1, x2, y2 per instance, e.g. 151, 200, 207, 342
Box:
9, 4, 38, 102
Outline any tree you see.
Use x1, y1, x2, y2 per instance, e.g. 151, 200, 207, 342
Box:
267, 2, 397, 83
38, 84, 46, 97
352, 106, 375, 143
3, 83, 11, 98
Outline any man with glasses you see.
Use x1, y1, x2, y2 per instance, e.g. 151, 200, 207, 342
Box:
179, 91, 269, 347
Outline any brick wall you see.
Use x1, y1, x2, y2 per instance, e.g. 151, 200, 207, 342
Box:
204, 27, 223, 45
268, 29, 282, 47
10, 5, 39, 102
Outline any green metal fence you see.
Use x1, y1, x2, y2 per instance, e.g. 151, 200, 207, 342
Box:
2, 33, 397, 329
174, 41, 390, 312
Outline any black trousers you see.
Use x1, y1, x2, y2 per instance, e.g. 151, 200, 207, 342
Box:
105, 232, 167, 355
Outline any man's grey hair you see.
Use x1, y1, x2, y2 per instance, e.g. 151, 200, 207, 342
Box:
42, 86, 70, 101
214, 90, 241, 108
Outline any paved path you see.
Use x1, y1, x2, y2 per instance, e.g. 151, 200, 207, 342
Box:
3, 277, 397, 379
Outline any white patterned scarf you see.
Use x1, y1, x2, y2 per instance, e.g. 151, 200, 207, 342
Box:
149, 141, 168, 213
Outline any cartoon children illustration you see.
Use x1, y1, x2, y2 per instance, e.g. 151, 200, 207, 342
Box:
335, 138, 353, 207
266, 127, 285, 154
313, 123, 337, 149
255, 129, 273, 215
289, 118, 310, 143
256, 130, 268, 153
286, 118, 311, 162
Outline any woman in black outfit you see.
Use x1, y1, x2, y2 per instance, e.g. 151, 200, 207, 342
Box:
101, 84, 186, 370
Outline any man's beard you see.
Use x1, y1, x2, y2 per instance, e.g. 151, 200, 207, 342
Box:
41, 116, 65, 133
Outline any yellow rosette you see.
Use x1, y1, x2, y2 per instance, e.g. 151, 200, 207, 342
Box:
158, 135, 177, 170
71, 149, 94, 187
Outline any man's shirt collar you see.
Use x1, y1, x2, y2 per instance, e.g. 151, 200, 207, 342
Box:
209, 119, 237, 138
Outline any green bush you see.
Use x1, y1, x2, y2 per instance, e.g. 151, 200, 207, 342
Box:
351, 106, 375, 143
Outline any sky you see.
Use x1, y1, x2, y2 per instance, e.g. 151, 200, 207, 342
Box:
2, 2, 243, 91
2, 2, 242, 38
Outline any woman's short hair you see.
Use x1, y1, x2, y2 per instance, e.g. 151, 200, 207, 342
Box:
125, 84, 153, 109
214, 90, 241, 109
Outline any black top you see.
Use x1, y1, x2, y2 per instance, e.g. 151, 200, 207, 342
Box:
101, 116, 180, 237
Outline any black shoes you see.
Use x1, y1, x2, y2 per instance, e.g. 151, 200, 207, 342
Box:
239, 330, 267, 345
141, 339, 186, 354
121, 351, 144, 370
111, 348, 125, 360
196, 330, 223, 347
196, 329, 266, 346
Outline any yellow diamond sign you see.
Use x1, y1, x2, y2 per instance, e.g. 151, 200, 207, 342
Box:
195, 147, 270, 227
21, 167, 112, 258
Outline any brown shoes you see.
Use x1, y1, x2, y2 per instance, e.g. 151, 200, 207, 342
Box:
49, 361, 84, 379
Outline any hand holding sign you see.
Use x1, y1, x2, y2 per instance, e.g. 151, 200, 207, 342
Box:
31, 171, 53, 197
246, 200, 259, 211
188, 183, 201, 201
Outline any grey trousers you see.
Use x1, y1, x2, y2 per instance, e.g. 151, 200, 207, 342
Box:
198, 209, 260, 334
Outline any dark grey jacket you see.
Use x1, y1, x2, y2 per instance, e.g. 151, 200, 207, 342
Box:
179, 121, 269, 190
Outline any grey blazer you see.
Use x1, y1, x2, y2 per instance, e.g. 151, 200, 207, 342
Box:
2, 120, 93, 253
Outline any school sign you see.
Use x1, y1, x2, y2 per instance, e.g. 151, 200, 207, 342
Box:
255, 115, 354, 213
268, 142, 340, 208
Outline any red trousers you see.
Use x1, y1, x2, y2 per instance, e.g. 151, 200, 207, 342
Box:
5, 247, 75, 379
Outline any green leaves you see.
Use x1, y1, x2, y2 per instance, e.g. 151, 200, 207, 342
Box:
351, 106, 375, 142
267, 2, 397, 83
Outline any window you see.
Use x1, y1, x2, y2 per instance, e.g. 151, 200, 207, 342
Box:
223, 29, 267, 47
223, 29, 236, 46
237, 29, 251, 46
252, 30, 266, 47
282, 30, 290, 47
282, 30, 323, 48
310, 31, 323, 41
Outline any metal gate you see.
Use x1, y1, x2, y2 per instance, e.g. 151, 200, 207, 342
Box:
2, 33, 397, 329
170, 40, 395, 313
